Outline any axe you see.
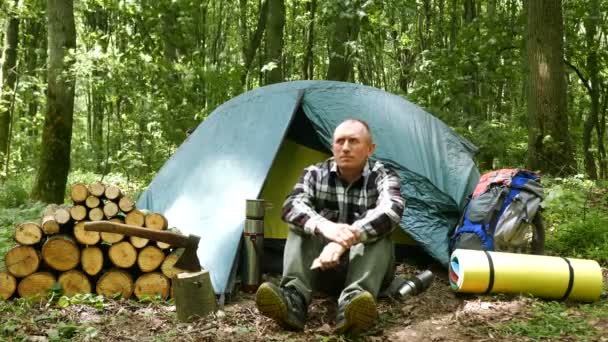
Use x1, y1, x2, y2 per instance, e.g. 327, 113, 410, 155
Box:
84, 221, 201, 272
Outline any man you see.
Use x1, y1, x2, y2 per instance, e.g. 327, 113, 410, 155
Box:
256, 119, 405, 334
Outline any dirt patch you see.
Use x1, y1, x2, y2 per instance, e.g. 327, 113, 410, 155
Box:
1, 265, 606, 341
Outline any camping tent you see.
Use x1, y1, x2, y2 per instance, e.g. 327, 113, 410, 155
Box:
137, 80, 480, 295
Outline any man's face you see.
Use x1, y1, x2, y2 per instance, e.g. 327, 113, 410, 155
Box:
332, 121, 376, 173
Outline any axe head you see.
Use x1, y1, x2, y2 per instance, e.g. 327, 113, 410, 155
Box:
174, 234, 202, 272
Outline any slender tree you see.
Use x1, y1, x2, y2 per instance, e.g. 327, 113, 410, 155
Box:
265, 0, 285, 84
526, 0, 575, 175
581, 0, 600, 179
0, 0, 20, 171
31, 0, 76, 202
326, 0, 362, 81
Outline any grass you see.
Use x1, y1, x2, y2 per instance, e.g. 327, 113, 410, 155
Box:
484, 299, 608, 341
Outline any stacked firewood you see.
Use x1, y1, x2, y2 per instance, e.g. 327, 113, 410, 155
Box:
0, 182, 185, 300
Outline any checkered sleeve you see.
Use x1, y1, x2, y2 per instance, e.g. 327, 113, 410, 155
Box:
352, 166, 405, 242
281, 166, 333, 235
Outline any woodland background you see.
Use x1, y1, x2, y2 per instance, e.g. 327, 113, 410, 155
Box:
0, 1, 608, 341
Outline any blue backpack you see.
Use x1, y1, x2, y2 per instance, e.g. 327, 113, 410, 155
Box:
450, 169, 544, 252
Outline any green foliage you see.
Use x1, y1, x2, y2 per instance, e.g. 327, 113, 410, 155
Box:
488, 301, 608, 341
0, 178, 30, 208
57, 293, 106, 310
543, 177, 608, 264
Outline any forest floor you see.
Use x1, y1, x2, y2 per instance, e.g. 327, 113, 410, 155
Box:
1, 265, 607, 342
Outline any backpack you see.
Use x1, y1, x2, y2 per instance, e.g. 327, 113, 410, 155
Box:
450, 169, 544, 252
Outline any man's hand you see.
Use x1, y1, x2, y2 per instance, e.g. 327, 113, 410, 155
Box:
311, 242, 346, 270
317, 222, 360, 248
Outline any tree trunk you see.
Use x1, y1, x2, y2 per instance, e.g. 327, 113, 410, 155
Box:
598, 87, 607, 179
449, 0, 458, 50
31, 0, 76, 203
264, 0, 285, 84
302, 0, 316, 79
240, 0, 269, 86
0, 0, 20, 171
526, 0, 575, 175
326, 1, 362, 81
582, 0, 600, 179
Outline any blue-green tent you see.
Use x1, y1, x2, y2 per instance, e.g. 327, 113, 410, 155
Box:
137, 81, 480, 295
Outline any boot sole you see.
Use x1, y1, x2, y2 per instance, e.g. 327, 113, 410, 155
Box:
255, 283, 304, 331
335, 292, 378, 334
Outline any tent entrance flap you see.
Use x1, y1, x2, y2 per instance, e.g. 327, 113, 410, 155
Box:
136, 88, 304, 294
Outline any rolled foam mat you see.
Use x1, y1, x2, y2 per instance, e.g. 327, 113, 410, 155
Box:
449, 249, 604, 302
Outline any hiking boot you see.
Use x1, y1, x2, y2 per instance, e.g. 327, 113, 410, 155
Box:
255, 282, 307, 331
335, 291, 378, 334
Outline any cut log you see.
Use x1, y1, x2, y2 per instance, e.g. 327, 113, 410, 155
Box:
137, 246, 165, 272
104, 185, 122, 201
100, 217, 125, 243
14, 222, 43, 245
17, 272, 56, 298
157, 227, 181, 250
85, 195, 101, 209
134, 272, 170, 300
108, 241, 138, 268
103, 201, 119, 219
118, 196, 135, 213
70, 205, 88, 221
54, 207, 71, 225
96, 269, 133, 299
70, 183, 89, 203
5, 245, 40, 277
88, 181, 106, 197
73, 221, 100, 245
144, 212, 168, 230
89, 207, 104, 221
0, 272, 17, 299
160, 249, 186, 279
125, 209, 145, 226
81, 246, 104, 276
43, 203, 61, 216
58, 270, 92, 296
41, 215, 60, 235
174, 270, 217, 321
129, 236, 149, 249
126, 210, 148, 247
41, 235, 80, 271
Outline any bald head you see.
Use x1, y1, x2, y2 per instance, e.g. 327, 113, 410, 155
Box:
332, 119, 376, 181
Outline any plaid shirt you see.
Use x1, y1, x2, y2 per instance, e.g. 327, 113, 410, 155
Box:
281, 158, 405, 243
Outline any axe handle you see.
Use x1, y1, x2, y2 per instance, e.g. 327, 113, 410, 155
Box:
84, 221, 191, 247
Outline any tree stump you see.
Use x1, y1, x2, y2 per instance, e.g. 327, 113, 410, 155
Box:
108, 241, 138, 268
17, 272, 56, 298
73, 221, 100, 245
14, 222, 43, 245
0, 272, 17, 299
41, 235, 80, 271
173, 270, 217, 322
96, 270, 133, 299
134, 272, 170, 300
81, 246, 104, 276
5, 245, 40, 277
58, 270, 92, 296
